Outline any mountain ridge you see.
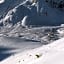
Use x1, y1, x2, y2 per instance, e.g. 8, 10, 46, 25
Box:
0, 0, 64, 27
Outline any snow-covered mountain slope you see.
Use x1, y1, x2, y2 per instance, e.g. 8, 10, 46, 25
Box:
0, 25, 62, 61
0, 0, 64, 27
0, 0, 64, 63
0, 36, 42, 61
0, 37, 64, 64
0, 25, 60, 44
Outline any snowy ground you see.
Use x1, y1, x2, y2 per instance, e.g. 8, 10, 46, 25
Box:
0, 36, 42, 61
0, 36, 64, 64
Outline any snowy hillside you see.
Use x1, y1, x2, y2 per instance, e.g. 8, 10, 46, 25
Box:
0, 37, 64, 64
0, 0, 64, 64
